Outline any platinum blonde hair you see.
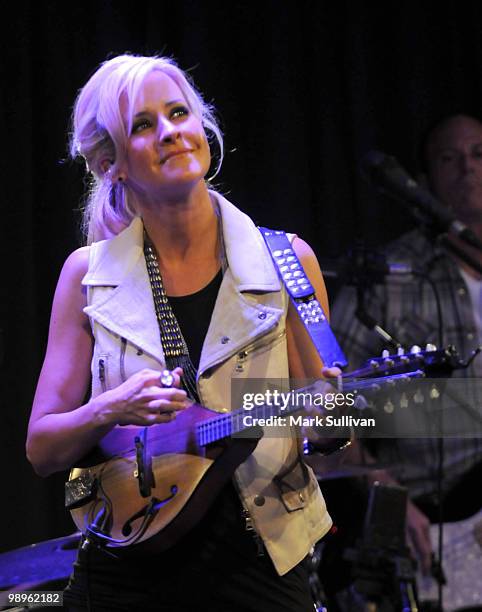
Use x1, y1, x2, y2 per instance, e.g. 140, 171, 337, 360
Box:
70, 54, 223, 243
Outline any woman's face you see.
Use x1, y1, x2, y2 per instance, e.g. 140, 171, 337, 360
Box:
122, 70, 211, 201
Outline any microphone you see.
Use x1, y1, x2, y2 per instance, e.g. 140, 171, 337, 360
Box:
361, 150, 482, 251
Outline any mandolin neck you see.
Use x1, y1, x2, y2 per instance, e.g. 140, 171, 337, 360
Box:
195, 371, 422, 446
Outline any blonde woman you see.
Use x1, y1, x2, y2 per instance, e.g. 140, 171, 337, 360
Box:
27, 54, 336, 612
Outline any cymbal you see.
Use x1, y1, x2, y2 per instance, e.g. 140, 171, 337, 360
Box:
0, 532, 80, 591
305, 453, 401, 481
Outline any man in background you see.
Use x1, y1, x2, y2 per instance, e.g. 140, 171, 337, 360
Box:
326, 114, 482, 607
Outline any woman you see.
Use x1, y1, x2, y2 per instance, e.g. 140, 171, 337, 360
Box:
27, 54, 336, 612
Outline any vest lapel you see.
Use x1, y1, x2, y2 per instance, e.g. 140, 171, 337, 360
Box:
82, 196, 285, 372
199, 194, 285, 374
82, 219, 164, 363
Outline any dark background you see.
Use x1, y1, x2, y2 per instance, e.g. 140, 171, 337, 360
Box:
2, 0, 482, 554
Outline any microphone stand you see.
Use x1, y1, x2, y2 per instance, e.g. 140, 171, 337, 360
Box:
321, 243, 404, 348
327, 235, 448, 610
355, 284, 401, 351
343, 483, 420, 612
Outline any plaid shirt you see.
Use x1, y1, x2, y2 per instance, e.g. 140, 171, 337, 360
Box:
331, 228, 482, 499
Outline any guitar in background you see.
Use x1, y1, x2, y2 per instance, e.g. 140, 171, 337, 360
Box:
417, 508, 482, 611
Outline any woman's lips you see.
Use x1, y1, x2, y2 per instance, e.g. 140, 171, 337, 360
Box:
161, 149, 193, 163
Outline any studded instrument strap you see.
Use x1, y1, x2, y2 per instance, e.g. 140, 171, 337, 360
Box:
259, 228, 347, 369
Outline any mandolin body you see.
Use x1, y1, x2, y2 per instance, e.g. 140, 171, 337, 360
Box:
68, 403, 259, 553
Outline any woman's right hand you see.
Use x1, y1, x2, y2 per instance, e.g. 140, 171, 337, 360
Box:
27, 249, 188, 476
101, 367, 189, 426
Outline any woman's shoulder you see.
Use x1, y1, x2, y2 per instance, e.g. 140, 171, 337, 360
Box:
291, 236, 319, 268
49, 247, 91, 320
59, 246, 90, 285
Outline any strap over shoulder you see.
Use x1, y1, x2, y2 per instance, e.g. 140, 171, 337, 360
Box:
258, 227, 347, 369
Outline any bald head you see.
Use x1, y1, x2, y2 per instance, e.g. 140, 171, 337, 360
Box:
426, 115, 482, 225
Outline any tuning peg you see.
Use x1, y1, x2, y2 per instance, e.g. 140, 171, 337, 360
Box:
430, 385, 440, 400
400, 393, 409, 408
383, 399, 394, 413
410, 345, 422, 354
413, 389, 424, 404
397, 347, 405, 356
382, 349, 390, 358
425, 343, 437, 352
369, 360, 380, 369
354, 394, 368, 410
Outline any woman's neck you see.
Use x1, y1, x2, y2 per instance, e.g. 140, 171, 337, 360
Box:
140, 182, 218, 266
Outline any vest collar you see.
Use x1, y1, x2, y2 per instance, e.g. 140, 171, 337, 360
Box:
82, 193, 282, 292
82, 218, 163, 361
214, 192, 281, 292
81, 194, 283, 365
82, 217, 145, 287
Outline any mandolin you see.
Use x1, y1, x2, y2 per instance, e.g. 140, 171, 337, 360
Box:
65, 346, 460, 553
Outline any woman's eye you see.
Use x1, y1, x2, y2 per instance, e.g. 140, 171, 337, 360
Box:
170, 106, 189, 120
132, 119, 151, 134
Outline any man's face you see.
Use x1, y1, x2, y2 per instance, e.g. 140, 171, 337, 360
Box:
427, 115, 482, 224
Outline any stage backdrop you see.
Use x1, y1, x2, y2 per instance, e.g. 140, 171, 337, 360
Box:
3, 0, 482, 553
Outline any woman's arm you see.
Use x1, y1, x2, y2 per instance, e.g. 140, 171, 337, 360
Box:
286, 236, 338, 379
285, 237, 344, 455
286, 243, 433, 573
26, 248, 187, 477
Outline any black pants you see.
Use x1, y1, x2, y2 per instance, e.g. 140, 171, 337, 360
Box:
64, 483, 315, 612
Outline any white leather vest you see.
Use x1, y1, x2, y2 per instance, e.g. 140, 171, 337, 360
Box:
82, 192, 332, 575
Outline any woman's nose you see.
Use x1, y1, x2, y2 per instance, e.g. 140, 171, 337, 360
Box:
158, 118, 180, 143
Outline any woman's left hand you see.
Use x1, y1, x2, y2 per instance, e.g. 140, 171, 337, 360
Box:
321, 366, 342, 379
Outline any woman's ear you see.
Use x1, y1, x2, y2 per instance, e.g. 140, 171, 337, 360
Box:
100, 159, 114, 177
100, 159, 127, 183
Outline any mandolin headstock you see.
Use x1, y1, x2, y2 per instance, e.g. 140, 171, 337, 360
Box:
342, 344, 462, 383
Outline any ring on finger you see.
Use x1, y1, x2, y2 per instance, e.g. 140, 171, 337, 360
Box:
159, 369, 174, 388
162, 409, 176, 420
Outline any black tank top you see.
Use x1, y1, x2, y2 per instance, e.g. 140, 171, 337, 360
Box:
167, 268, 223, 369
65, 269, 312, 611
